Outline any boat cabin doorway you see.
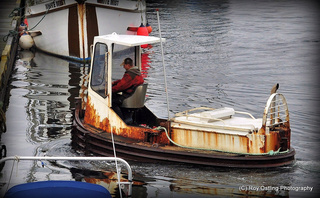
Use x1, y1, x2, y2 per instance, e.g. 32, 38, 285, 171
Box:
89, 41, 156, 127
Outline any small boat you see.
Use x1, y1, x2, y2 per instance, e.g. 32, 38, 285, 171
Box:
23, 0, 148, 61
71, 33, 295, 168
1, 156, 133, 198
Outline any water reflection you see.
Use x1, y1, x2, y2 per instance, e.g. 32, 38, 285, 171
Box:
0, 49, 273, 198
1, 0, 320, 197
16, 51, 88, 143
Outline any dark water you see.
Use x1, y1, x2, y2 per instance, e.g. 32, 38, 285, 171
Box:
1, 0, 320, 197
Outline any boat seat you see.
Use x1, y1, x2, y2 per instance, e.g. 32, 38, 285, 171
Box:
121, 83, 148, 108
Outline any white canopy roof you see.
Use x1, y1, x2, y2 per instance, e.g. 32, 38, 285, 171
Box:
94, 33, 166, 47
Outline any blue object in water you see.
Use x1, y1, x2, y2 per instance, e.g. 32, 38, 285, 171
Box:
4, 180, 112, 198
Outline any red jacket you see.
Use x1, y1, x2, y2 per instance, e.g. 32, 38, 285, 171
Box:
112, 67, 144, 95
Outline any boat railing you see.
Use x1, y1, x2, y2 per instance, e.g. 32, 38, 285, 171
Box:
234, 111, 256, 119
262, 93, 289, 128
171, 107, 258, 133
174, 107, 256, 120
174, 107, 216, 117
0, 156, 133, 196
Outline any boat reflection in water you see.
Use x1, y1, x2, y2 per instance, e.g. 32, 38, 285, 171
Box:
71, 168, 146, 197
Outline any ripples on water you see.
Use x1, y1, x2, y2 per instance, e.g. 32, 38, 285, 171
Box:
11, 52, 81, 143
1, 0, 320, 197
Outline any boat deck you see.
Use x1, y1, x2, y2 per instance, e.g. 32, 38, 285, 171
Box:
171, 107, 262, 135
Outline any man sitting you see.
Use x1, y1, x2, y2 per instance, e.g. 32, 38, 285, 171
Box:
112, 58, 144, 120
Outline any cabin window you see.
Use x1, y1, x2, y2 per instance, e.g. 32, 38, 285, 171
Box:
90, 43, 108, 98
112, 44, 137, 81
27, 0, 66, 7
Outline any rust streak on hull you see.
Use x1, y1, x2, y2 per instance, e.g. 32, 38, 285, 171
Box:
84, 96, 169, 144
78, 4, 86, 58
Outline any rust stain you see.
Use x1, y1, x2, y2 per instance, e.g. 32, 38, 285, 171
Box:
171, 127, 252, 153
281, 121, 291, 149
84, 96, 291, 154
258, 125, 266, 135
214, 132, 218, 147
266, 131, 280, 152
103, 172, 117, 180
206, 132, 212, 148
260, 147, 266, 153
84, 96, 169, 144
84, 96, 100, 127
84, 172, 117, 185
78, 4, 86, 58
242, 136, 249, 153
258, 121, 291, 153
85, 174, 144, 186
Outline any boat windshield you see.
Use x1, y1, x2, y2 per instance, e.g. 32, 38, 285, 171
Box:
112, 44, 137, 81
90, 42, 108, 98
90, 43, 138, 98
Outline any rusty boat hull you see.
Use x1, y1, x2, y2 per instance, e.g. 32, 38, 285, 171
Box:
71, 107, 295, 169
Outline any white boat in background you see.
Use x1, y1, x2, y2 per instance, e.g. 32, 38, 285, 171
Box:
24, 0, 147, 61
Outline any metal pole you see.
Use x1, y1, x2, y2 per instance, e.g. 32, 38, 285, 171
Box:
0, 156, 133, 184
156, 9, 170, 120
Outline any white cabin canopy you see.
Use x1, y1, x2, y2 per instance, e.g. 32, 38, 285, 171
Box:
94, 33, 166, 47
88, 33, 166, 108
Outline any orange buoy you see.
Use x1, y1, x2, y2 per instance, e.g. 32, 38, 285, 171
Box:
137, 23, 149, 48
137, 23, 148, 36
146, 23, 152, 33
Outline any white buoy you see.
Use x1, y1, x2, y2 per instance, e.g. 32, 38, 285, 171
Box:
19, 50, 35, 68
19, 33, 34, 50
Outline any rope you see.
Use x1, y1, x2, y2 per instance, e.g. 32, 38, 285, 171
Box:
6, 156, 21, 192
2, 30, 18, 42
110, 127, 123, 198
28, 6, 50, 31
155, 126, 288, 156
8, 7, 25, 18
0, 106, 6, 133
3, 5, 50, 42
4, 6, 24, 42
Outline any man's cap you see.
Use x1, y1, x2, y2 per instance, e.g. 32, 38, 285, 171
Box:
120, 58, 133, 66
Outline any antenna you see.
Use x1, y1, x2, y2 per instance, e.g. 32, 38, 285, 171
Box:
156, 9, 171, 120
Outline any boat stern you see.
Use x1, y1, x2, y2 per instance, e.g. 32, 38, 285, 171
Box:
169, 93, 292, 155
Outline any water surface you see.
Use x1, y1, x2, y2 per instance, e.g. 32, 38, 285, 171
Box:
1, 0, 319, 197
